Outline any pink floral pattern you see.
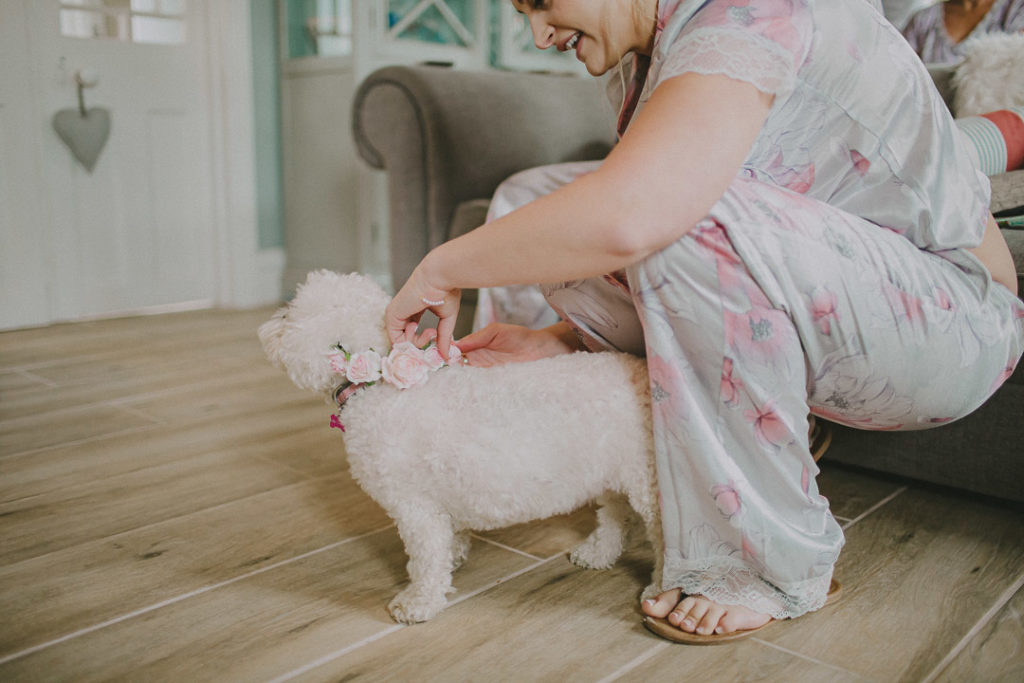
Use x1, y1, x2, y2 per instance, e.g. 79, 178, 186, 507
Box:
744, 400, 795, 449
711, 481, 743, 524
720, 357, 744, 406
809, 287, 839, 336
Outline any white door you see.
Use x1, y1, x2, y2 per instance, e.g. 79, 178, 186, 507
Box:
0, 0, 217, 328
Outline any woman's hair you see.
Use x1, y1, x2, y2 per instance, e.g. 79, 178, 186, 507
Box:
600, 0, 657, 121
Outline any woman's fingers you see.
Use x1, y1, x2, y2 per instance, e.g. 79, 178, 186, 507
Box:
414, 327, 438, 347
454, 324, 500, 353
435, 313, 458, 359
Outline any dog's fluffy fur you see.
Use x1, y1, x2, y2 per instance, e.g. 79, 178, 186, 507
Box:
952, 32, 1024, 117
259, 270, 663, 623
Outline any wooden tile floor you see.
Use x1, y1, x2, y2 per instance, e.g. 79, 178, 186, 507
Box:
1, 307, 1022, 682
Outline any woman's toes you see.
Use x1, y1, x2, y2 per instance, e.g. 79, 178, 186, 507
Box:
669, 596, 706, 632
717, 605, 772, 634
696, 604, 727, 635
641, 588, 681, 618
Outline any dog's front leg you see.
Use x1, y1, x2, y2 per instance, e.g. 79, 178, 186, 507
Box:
388, 505, 457, 624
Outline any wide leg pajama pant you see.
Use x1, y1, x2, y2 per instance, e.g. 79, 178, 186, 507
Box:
481, 161, 1024, 619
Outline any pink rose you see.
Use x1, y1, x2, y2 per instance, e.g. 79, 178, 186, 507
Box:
382, 342, 431, 389
423, 343, 462, 370
447, 344, 463, 364
423, 345, 446, 370
328, 353, 348, 375
345, 350, 382, 384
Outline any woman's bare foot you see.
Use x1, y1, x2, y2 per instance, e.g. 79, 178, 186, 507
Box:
642, 588, 771, 635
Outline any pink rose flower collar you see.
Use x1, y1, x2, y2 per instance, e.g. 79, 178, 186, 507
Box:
328, 340, 463, 431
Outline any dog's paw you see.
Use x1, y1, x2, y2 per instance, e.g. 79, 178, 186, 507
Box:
388, 588, 448, 624
569, 538, 620, 570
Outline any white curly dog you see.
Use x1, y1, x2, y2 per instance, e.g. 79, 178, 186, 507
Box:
259, 270, 663, 624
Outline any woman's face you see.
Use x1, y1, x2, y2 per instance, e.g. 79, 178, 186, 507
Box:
510, 0, 652, 76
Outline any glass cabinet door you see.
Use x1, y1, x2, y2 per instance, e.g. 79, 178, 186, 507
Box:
386, 0, 476, 47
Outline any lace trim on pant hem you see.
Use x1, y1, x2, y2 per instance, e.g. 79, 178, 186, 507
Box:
661, 557, 832, 621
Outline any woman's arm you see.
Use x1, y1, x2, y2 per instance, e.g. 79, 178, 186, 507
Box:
428, 73, 772, 288
386, 72, 774, 352
969, 214, 1019, 296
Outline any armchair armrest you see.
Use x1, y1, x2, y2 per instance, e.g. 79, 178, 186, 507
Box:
352, 65, 615, 289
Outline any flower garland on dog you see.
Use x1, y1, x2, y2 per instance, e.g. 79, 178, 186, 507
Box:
328, 340, 463, 431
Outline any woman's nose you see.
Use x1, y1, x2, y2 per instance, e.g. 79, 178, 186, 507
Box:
528, 14, 556, 49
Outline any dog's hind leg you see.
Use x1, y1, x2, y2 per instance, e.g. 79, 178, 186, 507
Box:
450, 531, 471, 571
569, 494, 631, 569
388, 505, 457, 624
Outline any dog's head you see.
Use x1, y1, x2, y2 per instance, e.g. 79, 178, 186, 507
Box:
258, 270, 391, 397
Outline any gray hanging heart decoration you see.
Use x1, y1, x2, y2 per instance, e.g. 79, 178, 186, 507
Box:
52, 107, 111, 173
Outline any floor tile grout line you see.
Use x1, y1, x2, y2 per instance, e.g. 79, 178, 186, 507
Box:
0, 440, 323, 508
918, 570, 1024, 683
0, 423, 163, 461
0, 524, 396, 667
0, 332, 275, 376
470, 533, 545, 561
106, 401, 167, 425
0, 474, 353, 568
0, 360, 68, 374
246, 451, 321, 481
842, 486, 908, 531
0, 370, 294, 428
752, 637, 880, 681
446, 555, 557, 608
14, 369, 59, 388
268, 555, 559, 683
1, 393, 320, 459
264, 626, 406, 683
597, 642, 669, 683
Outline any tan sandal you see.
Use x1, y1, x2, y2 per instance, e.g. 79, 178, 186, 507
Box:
642, 579, 842, 645
809, 416, 832, 463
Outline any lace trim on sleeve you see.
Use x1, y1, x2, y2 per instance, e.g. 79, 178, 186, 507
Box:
657, 27, 800, 97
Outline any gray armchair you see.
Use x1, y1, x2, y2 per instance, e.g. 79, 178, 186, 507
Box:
352, 65, 616, 291
352, 64, 1024, 503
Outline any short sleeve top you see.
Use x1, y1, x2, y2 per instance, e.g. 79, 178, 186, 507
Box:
608, 0, 991, 258
902, 0, 1024, 64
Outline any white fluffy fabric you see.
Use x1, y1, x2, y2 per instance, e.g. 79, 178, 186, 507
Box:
259, 271, 663, 624
953, 32, 1024, 117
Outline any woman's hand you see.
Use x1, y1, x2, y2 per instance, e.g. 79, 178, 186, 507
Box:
384, 266, 461, 359
456, 322, 584, 367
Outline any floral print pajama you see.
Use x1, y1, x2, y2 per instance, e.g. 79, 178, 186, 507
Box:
478, 0, 1024, 618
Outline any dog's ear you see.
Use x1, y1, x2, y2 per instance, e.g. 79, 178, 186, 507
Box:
257, 308, 288, 368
